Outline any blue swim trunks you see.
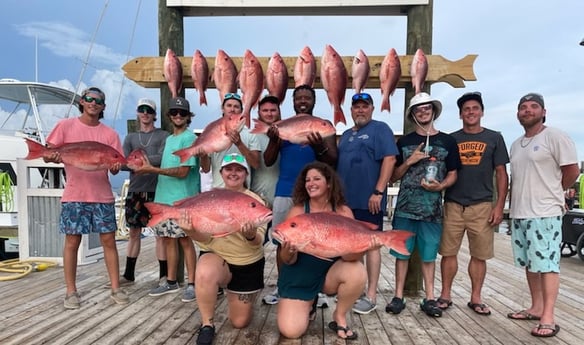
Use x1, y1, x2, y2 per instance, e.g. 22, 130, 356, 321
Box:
390, 216, 442, 262
511, 216, 562, 273
60, 202, 117, 235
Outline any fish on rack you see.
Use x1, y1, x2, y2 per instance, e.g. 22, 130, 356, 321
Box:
265, 52, 288, 104
410, 48, 428, 95
351, 49, 370, 94
320, 44, 347, 126
212, 49, 238, 102
380, 48, 402, 113
239, 49, 264, 127
163, 48, 183, 98
191, 49, 210, 106
293, 46, 316, 88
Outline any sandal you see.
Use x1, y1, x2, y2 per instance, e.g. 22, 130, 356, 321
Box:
436, 297, 452, 310
531, 323, 560, 337
420, 298, 442, 317
328, 321, 358, 340
507, 309, 540, 320
467, 302, 491, 316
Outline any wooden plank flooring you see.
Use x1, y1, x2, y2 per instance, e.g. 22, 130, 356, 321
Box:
1, 227, 583, 345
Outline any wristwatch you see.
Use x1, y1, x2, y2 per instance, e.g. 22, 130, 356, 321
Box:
373, 189, 384, 196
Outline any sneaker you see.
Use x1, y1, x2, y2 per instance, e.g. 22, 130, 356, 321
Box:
104, 276, 135, 289
262, 287, 279, 305
385, 297, 406, 314
352, 296, 377, 315
64, 292, 81, 309
196, 325, 215, 345
181, 285, 196, 302
148, 281, 180, 296
420, 298, 442, 317
316, 293, 329, 308
111, 288, 130, 305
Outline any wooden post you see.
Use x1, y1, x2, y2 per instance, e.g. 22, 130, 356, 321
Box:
158, 0, 185, 284
403, 0, 433, 295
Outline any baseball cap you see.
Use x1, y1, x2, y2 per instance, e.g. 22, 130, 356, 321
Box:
137, 98, 156, 112
518, 93, 544, 109
169, 97, 190, 111
405, 92, 442, 120
258, 95, 280, 107
457, 92, 484, 111
220, 153, 249, 173
351, 93, 374, 105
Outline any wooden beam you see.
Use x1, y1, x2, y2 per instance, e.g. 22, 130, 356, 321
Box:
122, 53, 476, 90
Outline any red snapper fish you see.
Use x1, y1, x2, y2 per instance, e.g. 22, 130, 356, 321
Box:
164, 48, 183, 98
191, 49, 210, 106
265, 52, 288, 104
126, 148, 147, 170
145, 189, 273, 237
272, 212, 413, 260
321, 44, 347, 126
379, 48, 402, 113
410, 48, 428, 95
351, 49, 370, 94
24, 138, 126, 171
239, 49, 264, 127
213, 49, 238, 101
250, 114, 336, 145
172, 113, 246, 162
293, 46, 316, 87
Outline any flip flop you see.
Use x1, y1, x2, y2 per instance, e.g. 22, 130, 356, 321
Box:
507, 309, 541, 320
436, 297, 452, 310
531, 323, 560, 337
328, 321, 358, 340
467, 302, 491, 316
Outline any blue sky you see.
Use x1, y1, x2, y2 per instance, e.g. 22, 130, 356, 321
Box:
2, 0, 584, 190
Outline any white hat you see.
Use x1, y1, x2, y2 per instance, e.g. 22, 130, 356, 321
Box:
405, 92, 442, 120
137, 98, 157, 112
220, 153, 249, 173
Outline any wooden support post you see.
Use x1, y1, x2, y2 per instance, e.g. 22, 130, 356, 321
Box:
158, 0, 185, 284
403, 0, 434, 295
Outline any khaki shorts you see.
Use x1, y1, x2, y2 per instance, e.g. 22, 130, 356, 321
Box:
440, 201, 494, 260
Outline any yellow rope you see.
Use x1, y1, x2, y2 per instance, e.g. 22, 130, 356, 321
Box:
0, 259, 58, 281
0, 171, 14, 211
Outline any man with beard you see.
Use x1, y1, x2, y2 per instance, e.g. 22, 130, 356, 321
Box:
385, 92, 460, 318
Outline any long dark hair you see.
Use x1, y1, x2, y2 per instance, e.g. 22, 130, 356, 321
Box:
292, 161, 346, 209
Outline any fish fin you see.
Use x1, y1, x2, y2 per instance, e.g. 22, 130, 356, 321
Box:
249, 118, 269, 134
379, 230, 414, 255
144, 202, 171, 227
24, 138, 46, 160
172, 147, 192, 163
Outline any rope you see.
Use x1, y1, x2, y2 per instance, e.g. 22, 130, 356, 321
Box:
0, 171, 14, 212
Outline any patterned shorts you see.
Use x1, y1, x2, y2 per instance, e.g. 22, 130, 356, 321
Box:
152, 219, 188, 238
59, 202, 117, 235
124, 192, 155, 228
511, 216, 562, 273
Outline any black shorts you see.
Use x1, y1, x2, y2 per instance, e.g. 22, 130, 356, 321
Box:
200, 251, 265, 294
124, 192, 155, 228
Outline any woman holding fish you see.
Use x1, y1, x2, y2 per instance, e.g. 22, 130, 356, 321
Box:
177, 153, 268, 345
276, 162, 366, 340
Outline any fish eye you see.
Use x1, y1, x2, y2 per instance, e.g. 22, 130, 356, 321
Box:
290, 222, 297, 228
250, 202, 256, 208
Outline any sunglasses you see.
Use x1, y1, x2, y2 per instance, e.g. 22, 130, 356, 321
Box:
223, 153, 245, 164
352, 93, 373, 102
169, 109, 190, 117
414, 104, 433, 114
137, 105, 155, 114
224, 93, 242, 101
82, 95, 105, 105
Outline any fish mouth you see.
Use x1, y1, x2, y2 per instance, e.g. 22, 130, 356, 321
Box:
271, 229, 285, 243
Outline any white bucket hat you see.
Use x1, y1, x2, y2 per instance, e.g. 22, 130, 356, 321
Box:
406, 92, 443, 120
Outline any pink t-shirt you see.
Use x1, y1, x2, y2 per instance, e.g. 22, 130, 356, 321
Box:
46, 117, 123, 203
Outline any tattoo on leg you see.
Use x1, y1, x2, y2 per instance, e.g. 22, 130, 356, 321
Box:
238, 293, 251, 303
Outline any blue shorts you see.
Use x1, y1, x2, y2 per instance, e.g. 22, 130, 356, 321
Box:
59, 202, 117, 235
390, 216, 442, 262
511, 217, 562, 273
352, 209, 383, 231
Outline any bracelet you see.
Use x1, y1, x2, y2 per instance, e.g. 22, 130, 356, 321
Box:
317, 147, 329, 156
246, 235, 257, 241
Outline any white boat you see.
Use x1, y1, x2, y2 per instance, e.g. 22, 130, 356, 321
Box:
0, 79, 80, 259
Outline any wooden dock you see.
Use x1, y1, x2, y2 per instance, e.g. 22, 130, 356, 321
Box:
1, 228, 583, 345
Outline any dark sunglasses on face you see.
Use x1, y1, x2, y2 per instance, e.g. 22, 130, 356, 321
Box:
82, 95, 105, 105
169, 109, 190, 117
137, 105, 155, 114
352, 93, 373, 102
223, 93, 241, 101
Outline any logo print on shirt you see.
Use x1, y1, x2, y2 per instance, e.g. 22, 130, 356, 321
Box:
458, 141, 486, 166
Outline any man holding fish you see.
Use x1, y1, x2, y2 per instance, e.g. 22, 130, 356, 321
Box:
41, 87, 129, 309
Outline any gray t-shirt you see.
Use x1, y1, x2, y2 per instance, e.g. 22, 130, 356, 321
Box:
123, 128, 169, 193
250, 132, 279, 208
445, 128, 509, 206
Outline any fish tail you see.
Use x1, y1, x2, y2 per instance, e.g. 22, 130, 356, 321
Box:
200, 92, 207, 106
381, 95, 390, 113
144, 202, 172, 227
249, 118, 269, 134
379, 230, 414, 256
333, 106, 346, 126
172, 147, 192, 163
24, 138, 47, 160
